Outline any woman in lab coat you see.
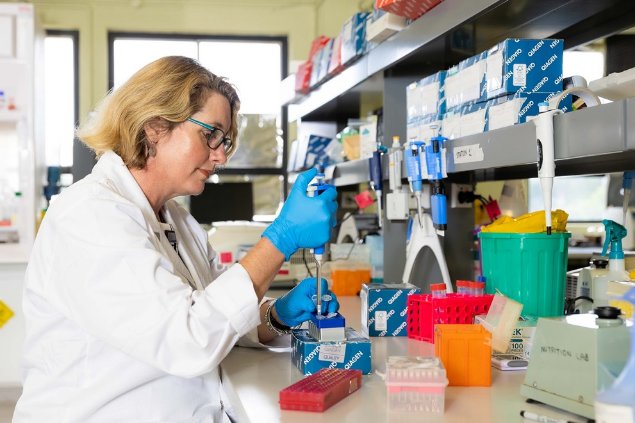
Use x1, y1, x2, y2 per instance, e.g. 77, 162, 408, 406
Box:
13, 56, 339, 422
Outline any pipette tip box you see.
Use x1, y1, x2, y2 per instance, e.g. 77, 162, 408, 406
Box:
291, 328, 372, 375
308, 312, 346, 341
385, 356, 448, 413
279, 368, 363, 412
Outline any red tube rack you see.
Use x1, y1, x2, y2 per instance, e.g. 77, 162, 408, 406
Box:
407, 293, 495, 343
279, 368, 363, 412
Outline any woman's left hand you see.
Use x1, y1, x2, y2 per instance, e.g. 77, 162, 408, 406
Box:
273, 277, 339, 327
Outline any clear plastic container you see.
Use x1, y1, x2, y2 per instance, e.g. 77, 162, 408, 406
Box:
456, 280, 469, 295
430, 283, 447, 298
385, 356, 448, 413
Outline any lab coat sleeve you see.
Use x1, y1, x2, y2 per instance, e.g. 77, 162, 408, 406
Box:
44, 192, 260, 378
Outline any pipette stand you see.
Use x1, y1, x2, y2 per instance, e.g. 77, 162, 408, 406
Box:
402, 212, 453, 292
308, 312, 346, 342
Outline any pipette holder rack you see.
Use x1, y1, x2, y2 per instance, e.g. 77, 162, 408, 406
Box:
407, 293, 494, 343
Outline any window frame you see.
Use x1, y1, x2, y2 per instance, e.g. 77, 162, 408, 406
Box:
44, 29, 79, 174
107, 31, 289, 197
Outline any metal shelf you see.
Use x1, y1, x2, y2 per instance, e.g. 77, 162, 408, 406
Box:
316, 100, 635, 187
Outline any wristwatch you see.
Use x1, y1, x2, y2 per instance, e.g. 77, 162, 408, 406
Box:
265, 300, 292, 336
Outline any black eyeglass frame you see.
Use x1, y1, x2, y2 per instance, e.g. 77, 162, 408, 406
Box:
187, 117, 233, 153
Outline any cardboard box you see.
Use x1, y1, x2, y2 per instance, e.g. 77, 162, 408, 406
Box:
361, 283, 420, 336
488, 91, 572, 131
486, 38, 564, 100
365, 11, 406, 44
407, 71, 446, 121
376, 0, 444, 20
291, 328, 372, 375
445, 51, 487, 109
341, 12, 369, 65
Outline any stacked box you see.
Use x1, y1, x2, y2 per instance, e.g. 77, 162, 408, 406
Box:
487, 91, 571, 131
485, 38, 564, 100
361, 283, 420, 336
444, 51, 487, 110
341, 12, 370, 65
291, 328, 372, 375
406, 71, 446, 122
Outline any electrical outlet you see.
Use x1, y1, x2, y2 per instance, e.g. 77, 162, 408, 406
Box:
450, 183, 473, 208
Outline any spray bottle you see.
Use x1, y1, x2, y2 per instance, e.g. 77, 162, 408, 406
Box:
593, 219, 630, 307
595, 286, 635, 423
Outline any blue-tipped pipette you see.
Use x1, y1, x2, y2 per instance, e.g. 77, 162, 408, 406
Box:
623, 171, 635, 225
424, 134, 448, 232
369, 145, 387, 228
404, 140, 425, 227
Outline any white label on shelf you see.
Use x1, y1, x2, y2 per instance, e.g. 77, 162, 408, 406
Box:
453, 144, 484, 164
513, 64, 527, 87
319, 344, 346, 363
374, 310, 388, 330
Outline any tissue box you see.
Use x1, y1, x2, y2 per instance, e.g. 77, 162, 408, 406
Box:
376, 0, 444, 20
485, 38, 564, 100
487, 91, 572, 131
291, 328, 372, 375
361, 283, 420, 336
445, 51, 487, 109
341, 12, 370, 65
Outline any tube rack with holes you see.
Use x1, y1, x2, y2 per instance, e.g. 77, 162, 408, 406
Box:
407, 293, 494, 343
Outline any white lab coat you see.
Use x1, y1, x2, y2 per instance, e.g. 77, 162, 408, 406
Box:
13, 151, 266, 422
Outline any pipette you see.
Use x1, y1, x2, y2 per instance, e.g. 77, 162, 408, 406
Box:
424, 134, 448, 232
307, 173, 331, 315
404, 140, 425, 227
369, 145, 387, 228
529, 102, 563, 235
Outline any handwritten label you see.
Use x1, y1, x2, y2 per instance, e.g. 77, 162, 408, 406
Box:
453, 144, 484, 164
319, 344, 346, 363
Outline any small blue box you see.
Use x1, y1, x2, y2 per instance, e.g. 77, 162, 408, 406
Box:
485, 38, 564, 100
291, 328, 372, 375
341, 12, 370, 65
361, 283, 420, 337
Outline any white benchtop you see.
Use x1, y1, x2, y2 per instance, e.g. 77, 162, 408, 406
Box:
220, 296, 587, 423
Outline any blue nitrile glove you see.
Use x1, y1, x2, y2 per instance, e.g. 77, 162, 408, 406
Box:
274, 277, 340, 327
262, 168, 337, 260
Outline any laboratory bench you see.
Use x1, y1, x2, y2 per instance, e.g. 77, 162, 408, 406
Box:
220, 296, 588, 423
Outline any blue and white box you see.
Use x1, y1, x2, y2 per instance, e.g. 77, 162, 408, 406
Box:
291, 328, 372, 375
407, 71, 446, 121
459, 100, 489, 138
487, 91, 572, 131
361, 283, 420, 337
303, 134, 333, 169
485, 38, 564, 100
407, 113, 444, 142
341, 12, 370, 65
445, 51, 487, 109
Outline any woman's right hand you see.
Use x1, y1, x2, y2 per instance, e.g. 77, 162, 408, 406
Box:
262, 168, 337, 260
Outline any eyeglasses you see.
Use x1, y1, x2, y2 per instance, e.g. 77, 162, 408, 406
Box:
187, 117, 233, 154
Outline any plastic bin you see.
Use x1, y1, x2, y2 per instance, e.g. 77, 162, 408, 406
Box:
407, 293, 494, 343
479, 232, 571, 318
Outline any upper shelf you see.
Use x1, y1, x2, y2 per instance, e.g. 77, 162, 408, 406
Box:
319, 99, 635, 187
287, 0, 635, 123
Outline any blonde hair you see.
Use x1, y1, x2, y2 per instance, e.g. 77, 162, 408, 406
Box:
77, 56, 240, 168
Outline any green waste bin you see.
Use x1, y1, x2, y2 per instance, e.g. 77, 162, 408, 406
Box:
479, 232, 571, 317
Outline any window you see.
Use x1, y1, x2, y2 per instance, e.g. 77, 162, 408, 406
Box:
563, 50, 605, 85
109, 33, 287, 221
44, 30, 78, 170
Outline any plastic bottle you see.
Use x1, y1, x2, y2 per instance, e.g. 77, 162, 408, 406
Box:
595, 287, 635, 423
456, 280, 469, 295
594, 220, 631, 307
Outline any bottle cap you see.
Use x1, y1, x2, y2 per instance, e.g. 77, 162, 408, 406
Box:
430, 283, 446, 291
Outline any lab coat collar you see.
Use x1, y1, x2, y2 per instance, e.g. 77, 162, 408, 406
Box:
93, 151, 201, 289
